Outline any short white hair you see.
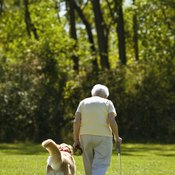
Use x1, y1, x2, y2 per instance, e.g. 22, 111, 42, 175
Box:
91, 84, 109, 98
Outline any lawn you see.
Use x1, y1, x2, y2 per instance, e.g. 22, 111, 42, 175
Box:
0, 143, 175, 175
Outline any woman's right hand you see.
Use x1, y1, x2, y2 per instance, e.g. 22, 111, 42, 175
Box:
73, 140, 80, 148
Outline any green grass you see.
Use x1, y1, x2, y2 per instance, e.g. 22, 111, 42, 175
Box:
0, 143, 175, 175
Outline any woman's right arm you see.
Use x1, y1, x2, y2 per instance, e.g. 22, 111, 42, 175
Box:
73, 112, 81, 147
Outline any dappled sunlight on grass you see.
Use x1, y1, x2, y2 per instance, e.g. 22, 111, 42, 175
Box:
114, 143, 175, 157
109, 143, 175, 175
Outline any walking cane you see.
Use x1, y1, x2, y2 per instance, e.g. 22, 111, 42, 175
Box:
116, 143, 122, 175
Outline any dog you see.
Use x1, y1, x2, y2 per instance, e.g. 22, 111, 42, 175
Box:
42, 139, 76, 175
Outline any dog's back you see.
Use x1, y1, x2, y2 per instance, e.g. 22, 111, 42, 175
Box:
42, 139, 76, 175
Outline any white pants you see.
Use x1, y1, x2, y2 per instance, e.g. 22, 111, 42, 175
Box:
80, 135, 113, 175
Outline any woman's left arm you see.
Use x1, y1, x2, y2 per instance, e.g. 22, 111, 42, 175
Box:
108, 112, 122, 143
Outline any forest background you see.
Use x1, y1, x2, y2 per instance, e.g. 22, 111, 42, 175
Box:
0, 0, 174, 144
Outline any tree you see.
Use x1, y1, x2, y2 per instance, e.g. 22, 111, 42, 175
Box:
0, 0, 74, 142
72, 0, 98, 71
0, 0, 3, 14
23, 0, 39, 40
0, 0, 174, 143
114, 0, 127, 64
132, 0, 139, 61
91, 0, 110, 69
67, 0, 79, 72
136, 0, 174, 62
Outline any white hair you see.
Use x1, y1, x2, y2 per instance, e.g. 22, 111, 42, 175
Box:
91, 84, 109, 98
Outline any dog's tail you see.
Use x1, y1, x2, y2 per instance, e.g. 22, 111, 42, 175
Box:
42, 139, 61, 158
42, 139, 62, 171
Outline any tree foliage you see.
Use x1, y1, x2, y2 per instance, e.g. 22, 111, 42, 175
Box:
0, 0, 174, 143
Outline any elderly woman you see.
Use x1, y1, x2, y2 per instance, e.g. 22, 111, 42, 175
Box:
73, 84, 122, 175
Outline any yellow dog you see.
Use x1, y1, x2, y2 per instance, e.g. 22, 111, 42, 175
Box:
42, 139, 76, 175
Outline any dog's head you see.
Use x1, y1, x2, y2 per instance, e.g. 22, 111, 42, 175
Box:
58, 143, 73, 155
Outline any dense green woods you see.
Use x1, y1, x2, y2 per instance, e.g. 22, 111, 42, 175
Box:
0, 0, 174, 143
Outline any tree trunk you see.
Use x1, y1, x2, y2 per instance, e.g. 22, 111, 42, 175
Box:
114, 0, 126, 65
72, 0, 98, 71
0, 0, 3, 14
133, 0, 139, 61
91, 0, 110, 69
68, 0, 79, 72
23, 0, 39, 40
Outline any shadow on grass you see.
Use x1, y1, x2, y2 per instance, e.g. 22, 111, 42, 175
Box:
112, 143, 175, 157
1, 143, 175, 157
0, 143, 46, 155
